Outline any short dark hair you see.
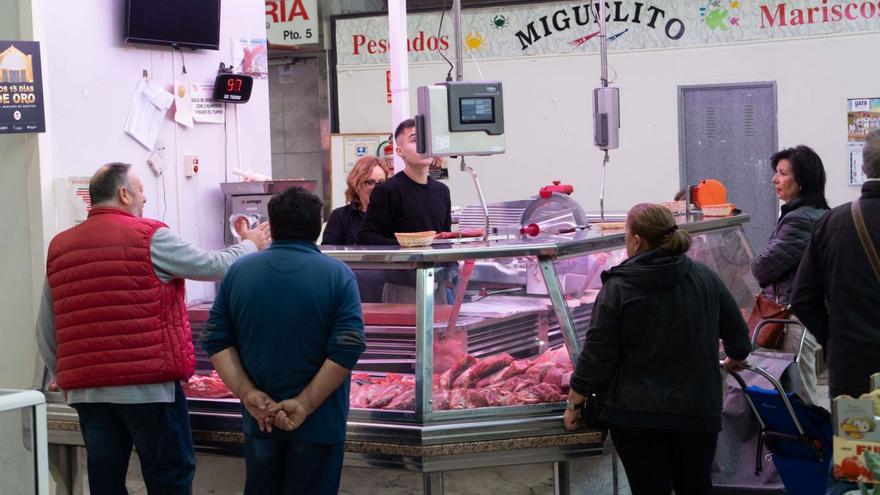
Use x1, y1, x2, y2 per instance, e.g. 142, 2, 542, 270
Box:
89, 163, 132, 205
673, 188, 687, 201
864, 129, 880, 179
394, 118, 415, 140
267, 187, 323, 242
770, 145, 830, 209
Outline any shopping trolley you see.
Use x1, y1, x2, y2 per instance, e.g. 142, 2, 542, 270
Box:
727, 356, 833, 495
714, 318, 827, 494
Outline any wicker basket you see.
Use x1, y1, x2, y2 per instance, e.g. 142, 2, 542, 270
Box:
660, 200, 687, 214
701, 203, 735, 217
593, 222, 626, 231
394, 231, 436, 247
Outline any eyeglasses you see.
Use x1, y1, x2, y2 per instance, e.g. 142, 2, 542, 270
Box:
363, 179, 385, 186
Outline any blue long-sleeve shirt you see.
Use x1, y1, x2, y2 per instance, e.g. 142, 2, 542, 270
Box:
202, 240, 365, 444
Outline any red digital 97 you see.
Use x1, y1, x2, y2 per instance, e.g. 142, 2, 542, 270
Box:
213, 73, 254, 104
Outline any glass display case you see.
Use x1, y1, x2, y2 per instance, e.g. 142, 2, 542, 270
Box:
41, 214, 755, 452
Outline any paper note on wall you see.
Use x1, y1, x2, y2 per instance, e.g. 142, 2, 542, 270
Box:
124, 79, 173, 150
174, 74, 194, 128
191, 82, 225, 124
54, 176, 91, 230
233, 38, 268, 79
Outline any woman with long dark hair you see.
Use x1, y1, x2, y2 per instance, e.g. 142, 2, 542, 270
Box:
751, 145, 830, 402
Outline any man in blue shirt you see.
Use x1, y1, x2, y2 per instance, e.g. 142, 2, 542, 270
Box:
202, 187, 365, 495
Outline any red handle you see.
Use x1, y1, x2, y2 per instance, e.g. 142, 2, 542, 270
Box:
520, 223, 540, 237
539, 180, 574, 199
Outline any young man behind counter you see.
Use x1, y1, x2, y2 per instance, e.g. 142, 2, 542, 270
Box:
356, 118, 452, 245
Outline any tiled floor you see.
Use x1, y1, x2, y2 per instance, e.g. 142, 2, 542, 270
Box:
50, 447, 629, 495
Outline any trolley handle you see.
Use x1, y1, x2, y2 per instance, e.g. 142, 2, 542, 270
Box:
726, 362, 807, 439
751, 318, 807, 359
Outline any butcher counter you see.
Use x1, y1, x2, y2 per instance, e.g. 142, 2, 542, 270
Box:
39, 214, 756, 495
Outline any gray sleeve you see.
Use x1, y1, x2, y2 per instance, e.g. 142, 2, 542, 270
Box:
35, 279, 57, 380
751, 214, 814, 287
150, 227, 257, 284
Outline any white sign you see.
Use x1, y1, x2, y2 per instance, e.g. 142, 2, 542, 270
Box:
278, 64, 295, 84
343, 135, 381, 172
191, 82, 225, 124
334, 0, 880, 66
54, 176, 91, 229
173, 74, 193, 128
266, 0, 318, 47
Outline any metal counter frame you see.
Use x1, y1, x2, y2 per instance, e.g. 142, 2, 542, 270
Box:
323, 214, 750, 431
42, 214, 750, 495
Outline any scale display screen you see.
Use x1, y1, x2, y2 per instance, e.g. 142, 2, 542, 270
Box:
459, 97, 495, 124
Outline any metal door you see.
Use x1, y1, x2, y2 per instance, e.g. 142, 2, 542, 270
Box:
679, 82, 778, 251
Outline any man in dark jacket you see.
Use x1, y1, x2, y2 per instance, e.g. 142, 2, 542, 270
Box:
203, 187, 366, 494
792, 129, 880, 398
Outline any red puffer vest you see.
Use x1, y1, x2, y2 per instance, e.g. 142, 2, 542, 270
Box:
46, 207, 194, 390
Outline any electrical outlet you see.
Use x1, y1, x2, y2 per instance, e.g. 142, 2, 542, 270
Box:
184, 155, 199, 177
147, 151, 165, 176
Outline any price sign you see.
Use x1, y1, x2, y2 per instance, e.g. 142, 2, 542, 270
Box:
265, 0, 318, 47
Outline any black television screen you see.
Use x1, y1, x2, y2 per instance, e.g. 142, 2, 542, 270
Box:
125, 0, 221, 50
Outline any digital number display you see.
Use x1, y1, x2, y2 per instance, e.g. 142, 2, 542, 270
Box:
226, 77, 244, 93
459, 97, 494, 124
213, 74, 253, 104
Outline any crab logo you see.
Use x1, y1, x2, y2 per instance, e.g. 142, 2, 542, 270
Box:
465, 32, 485, 50
492, 14, 508, 30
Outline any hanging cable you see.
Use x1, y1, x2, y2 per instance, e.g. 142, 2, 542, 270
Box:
600, 150, 610, 222
174, 46, 187, 74
436, 0, 454, 81
466, 46, 485, 81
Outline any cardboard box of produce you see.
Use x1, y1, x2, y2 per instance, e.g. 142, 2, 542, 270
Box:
834, 396, 880, 442
833, 437, 880, 483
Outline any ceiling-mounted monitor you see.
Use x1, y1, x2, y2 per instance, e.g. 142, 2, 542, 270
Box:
124, 0, 222, 51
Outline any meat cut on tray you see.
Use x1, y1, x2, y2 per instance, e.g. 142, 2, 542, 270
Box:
351, 347, 574, 411
182, 371, 236, 399
434, 229, 485, 240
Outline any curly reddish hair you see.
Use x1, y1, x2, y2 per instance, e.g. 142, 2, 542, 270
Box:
345, 155, 387, 209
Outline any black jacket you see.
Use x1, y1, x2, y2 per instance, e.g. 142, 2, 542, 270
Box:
356, 172, 451, 245
570, 249, 751, 432
791, 181, 880, 397
322, 204, 364, 246
751, 198, 828, 305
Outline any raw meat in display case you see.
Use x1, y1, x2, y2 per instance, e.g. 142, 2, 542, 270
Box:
182, 371, 236, 399
350, 346, 574, 411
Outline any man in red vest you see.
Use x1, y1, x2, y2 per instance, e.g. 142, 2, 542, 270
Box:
36, 162, 270, 494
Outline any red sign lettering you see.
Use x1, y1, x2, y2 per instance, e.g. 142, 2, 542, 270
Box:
265, 0, 310, 24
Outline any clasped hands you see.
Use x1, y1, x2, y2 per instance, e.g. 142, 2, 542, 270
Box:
240, 386, 311, 433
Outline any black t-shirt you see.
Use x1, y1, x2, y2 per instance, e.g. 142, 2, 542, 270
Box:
356, 171, 452, 245
321, 204, 364, 246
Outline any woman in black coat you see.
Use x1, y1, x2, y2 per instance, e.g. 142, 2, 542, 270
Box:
321, 155, 388, 246
564, 203, 752, 495
751, 145, 829, 403
321, 155, 388, 302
